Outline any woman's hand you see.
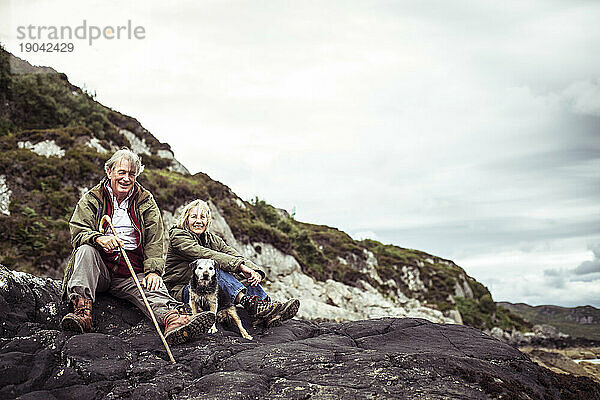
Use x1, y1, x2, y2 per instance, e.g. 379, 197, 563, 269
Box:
239, 263, 261, 287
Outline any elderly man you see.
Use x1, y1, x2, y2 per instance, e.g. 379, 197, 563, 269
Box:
60, 148, 214, 345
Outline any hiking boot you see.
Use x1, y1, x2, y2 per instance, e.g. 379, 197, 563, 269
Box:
176, 304, 193, 316
60, 296, 93, 333
163, 310, 215, 345
264, 298, 300, 328
244, 295, 282, 320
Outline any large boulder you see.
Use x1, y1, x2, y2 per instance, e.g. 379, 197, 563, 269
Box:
1, 265, 598, 399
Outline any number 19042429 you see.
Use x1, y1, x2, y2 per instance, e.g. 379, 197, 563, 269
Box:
19, 42, 74, 52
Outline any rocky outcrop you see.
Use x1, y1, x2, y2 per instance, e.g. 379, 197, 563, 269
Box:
8, 54, 58, 75
487, 325, 569, 346
85, 138, 110, 154
1, 266, 598, 399
498, 302, 600, 341
184, 203, 457, 325
485, 325, 600, 352
119, 129, 152, 156
156, 149, 190, 175
17, 140, 65, 158
0, 175, 11, 216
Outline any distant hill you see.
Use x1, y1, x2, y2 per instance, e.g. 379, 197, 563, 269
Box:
498, 302, 600, 341
0, 44, 528, 331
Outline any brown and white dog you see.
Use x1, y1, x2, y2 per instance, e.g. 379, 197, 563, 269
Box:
188, 258, 253, 340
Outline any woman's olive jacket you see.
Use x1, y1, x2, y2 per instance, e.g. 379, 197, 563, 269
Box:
163, 227, 266, 302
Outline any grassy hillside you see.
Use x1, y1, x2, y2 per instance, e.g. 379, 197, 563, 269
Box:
0, 45, 528, 331
499, 302, 600, 341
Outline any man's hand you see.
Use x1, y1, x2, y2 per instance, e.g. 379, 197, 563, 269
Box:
95, 235, 124, 252
239, 263, 262, 287
142, 273, 162, 291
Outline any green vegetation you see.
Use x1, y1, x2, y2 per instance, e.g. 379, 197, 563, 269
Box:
363, 239, 463, 300
455, 297, 530, 331
142, 169, 209, 212
248, 198, 329, 280
8, 70, 117, 138
0, 203, 71, 277
0, 134, 105, 275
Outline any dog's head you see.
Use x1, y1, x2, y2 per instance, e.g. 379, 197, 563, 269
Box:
189, 258, 218, 288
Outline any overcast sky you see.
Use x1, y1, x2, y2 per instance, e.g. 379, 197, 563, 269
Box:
1, 0, 599, 308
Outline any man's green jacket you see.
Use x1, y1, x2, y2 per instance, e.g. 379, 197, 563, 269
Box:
61, 178, 165, 298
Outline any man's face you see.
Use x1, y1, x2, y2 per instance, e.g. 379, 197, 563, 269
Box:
107, 159, 136, 201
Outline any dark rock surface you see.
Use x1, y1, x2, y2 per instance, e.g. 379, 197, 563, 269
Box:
1, 266, 599, 400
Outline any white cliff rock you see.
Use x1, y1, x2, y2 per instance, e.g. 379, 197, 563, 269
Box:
336, 249, 384, 285
243, 242, 301, 278
401, 265, 427, 293
119, 129, 151, 155
265, 269, 454, 324
461, 277, 474, 298
460, 276, 474, 298
18, 140, 65, 158
454, 281, 466, 298
446, 309, 464, 325
452, 275, 474, 299
156, 149, 190, 175
85, 138, 108, 154
161, 204, 186, 253
0, 175, 11, 215
207, 201, 246, 254
162, 204, 186, 230
162, 202, 457, 325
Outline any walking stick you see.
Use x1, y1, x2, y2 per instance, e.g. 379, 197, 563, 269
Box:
99, 215, 176, 364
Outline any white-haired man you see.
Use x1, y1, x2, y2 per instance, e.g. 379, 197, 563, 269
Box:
60, 148, 214, 344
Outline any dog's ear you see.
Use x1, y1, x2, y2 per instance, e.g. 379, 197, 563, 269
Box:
190, 262, 199, 288
212, 260, 220, 270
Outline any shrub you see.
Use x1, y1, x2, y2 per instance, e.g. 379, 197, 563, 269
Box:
455, 297, 490, 329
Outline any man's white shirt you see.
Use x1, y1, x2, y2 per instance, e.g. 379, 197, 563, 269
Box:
105, 183, 139, 251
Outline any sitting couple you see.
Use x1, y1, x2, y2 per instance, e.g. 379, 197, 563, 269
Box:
60, 148, 299, 345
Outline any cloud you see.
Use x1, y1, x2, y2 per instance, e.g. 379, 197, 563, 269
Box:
562, 80, 600, 116
544, 275, 568, 290
538, 244, 600, 294
572, 244, 600, 275
460, 242, 600, 307
570, 272, 600, 283
538, 267, 570, 289
543, 269, 562, 277
572, 259, 600, 275
487, 271, 600, 307
590, 243, 600, 259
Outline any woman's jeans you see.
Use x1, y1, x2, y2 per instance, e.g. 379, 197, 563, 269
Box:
182, 269, 268, 304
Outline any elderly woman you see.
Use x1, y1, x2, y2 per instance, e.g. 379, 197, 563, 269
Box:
163, 199, 299, 327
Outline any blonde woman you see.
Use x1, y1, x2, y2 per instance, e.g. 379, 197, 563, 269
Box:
163, 199, 299, 327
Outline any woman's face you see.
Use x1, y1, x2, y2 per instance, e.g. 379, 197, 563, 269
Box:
187, 206, 209, 235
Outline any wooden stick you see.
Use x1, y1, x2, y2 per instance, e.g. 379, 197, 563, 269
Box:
99, 215, 176, 364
